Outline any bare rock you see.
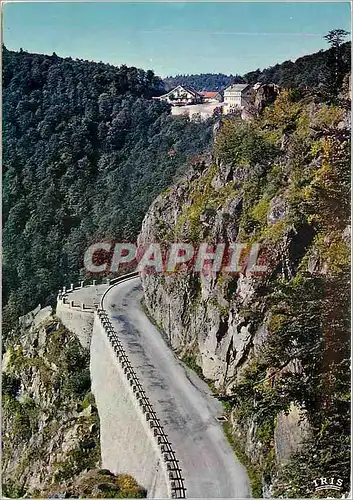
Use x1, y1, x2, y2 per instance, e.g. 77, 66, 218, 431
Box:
254, 84, 280, 113
274, 403, 310, 465
267, 196, 287, 225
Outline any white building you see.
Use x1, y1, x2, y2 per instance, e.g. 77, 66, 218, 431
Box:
223, 83, 252, 114
156, 85, 203, 106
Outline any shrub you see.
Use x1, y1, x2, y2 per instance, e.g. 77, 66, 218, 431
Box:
214, 119, 279, 167
66, 369, 91, 397
2, 373, 20, 397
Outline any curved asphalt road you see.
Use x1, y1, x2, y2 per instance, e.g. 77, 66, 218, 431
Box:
104, 277, 250, 499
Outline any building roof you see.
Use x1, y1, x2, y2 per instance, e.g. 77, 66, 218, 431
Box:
224, 83, 251, 93
200, 91, 218, 98
181, 86, 203, 97
159, 85, 203, 99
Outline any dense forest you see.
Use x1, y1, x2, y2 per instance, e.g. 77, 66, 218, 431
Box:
2, 46, 214, 333
163, 41, 351, 92
163, 73, 244, 92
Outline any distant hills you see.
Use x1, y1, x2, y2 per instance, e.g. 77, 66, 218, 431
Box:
163, 42, 351, 91
163, 73, 244, 92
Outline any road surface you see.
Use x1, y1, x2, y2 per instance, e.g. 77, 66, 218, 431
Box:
103, 276, 250, 499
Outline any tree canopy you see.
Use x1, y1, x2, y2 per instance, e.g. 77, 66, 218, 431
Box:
2, 46, 214, 332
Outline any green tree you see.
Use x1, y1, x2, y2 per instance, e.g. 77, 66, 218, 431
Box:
324, 29, 350, 49
323, 29, 350, 101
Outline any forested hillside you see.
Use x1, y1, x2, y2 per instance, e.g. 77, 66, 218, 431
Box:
2, 47, 214, 332
164, 40, 351, 92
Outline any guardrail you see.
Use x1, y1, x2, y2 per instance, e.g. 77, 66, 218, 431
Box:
57, 278, 111, 312
57, 273, 139, 311
99, 271, 139, 309
98, 273, 187, 499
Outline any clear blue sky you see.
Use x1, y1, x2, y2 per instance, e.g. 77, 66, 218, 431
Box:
3, 2, 351, 77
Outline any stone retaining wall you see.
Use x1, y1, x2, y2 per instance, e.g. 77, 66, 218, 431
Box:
91, 312, 169, 498
56, 275, 186, 498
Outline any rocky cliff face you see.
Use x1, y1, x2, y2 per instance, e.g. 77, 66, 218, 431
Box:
139, 157, 273, 388
138, 91, 350, 496
2, 307, 145, 498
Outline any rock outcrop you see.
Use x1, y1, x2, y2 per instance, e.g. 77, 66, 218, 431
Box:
241, 84, 281, 120
2, 310, 100, 497
138, 156, 286, 390
2, 307, 145, 498
254, 83, 280, 113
